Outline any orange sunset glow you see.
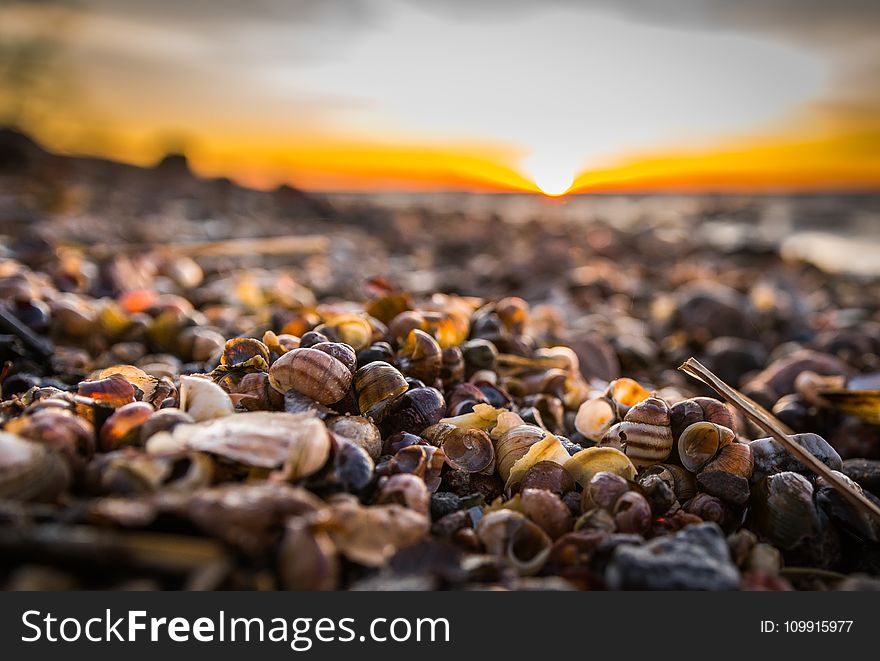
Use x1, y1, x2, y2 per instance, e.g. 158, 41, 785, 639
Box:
2, 1, 879, 195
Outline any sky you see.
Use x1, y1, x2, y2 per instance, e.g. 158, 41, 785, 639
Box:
1, 0, 879, 194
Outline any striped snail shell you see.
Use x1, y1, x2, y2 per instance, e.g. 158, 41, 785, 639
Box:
600, 396, 673, 467
494, 423, 546, 483
268, 347, 353, 405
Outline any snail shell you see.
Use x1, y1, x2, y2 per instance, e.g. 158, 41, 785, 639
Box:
310, 341, 357, 374
683, 493, 730, 526
279, 515, 339, 591
221, 337, 270, 368
353, 361, 409, 418
313, 314, 374, 352
461, 339, 499, 373
379, 444, 445, 492
424, 425, 495, 474
179, 375, 234, 421
397, 329, 442, 383
581, 470, 630, 511
268, 347, 353, 405
138, 408, 194, 445
520, 488, 573, 539
4, 409, 95, 473
517, 460, 575, 496
494, 423, 546, 484
613, 491, 652, 534
640, 463, 697, 502
377, 473, 430, 515
600, 396, 673, 467
325, 415, 382, 461
563, 446, 637, 487
379, 387, 446, 437
605, 377, 650, 418
703, 442, 753, 479
574, 396, 616, 442
677, 421, 735, 473
77, 373, 137, 408
439, 346, 465, 386
0, 432, 71, 502
748, 433, 842, 484
504, 433, 571, 491
99, 401, 154, 452
748, 472, 821, 551
475, 509, 552, 575
696, 470, 750, 506
670, 397, 735, 442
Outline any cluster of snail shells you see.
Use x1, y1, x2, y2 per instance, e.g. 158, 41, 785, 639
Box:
672, 398, 754, 506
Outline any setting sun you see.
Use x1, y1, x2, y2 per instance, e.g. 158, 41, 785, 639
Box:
533, 169, 575, 196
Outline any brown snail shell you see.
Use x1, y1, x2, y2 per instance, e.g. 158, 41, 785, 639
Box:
677, 421, 734, 473
439, 346, 465, 386
4, 409, 95, 473
683, 492, 729, 525
268, 347, 353, 405
77, 373, 137, 409
600, 396, 672, 467
310, 341, 357, 374
397, 329, 442, 383
427, 425, 495, 474
139, 408, 194, 445
99, 401, 154, 452
379, 387, 446, 437
574, 396, 616, 442
95, 365, 159, 404
613, 491, 652, 534
353, 361, 409, 418
564, 447, 637, 487
325, 415, 382, 461
376, 473, 430, 515
670, 397, 735, 442
279, 514, 339, 591
0, 432, 71, 502
581, 470, 630, 512
703, 442, 753, 479
475, 509, 552, 575
221, 337, 270, 368
520, 488, 573, 539
640, 463, 697, 502
517, 460, 574, 496
378, 444, 446, 492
